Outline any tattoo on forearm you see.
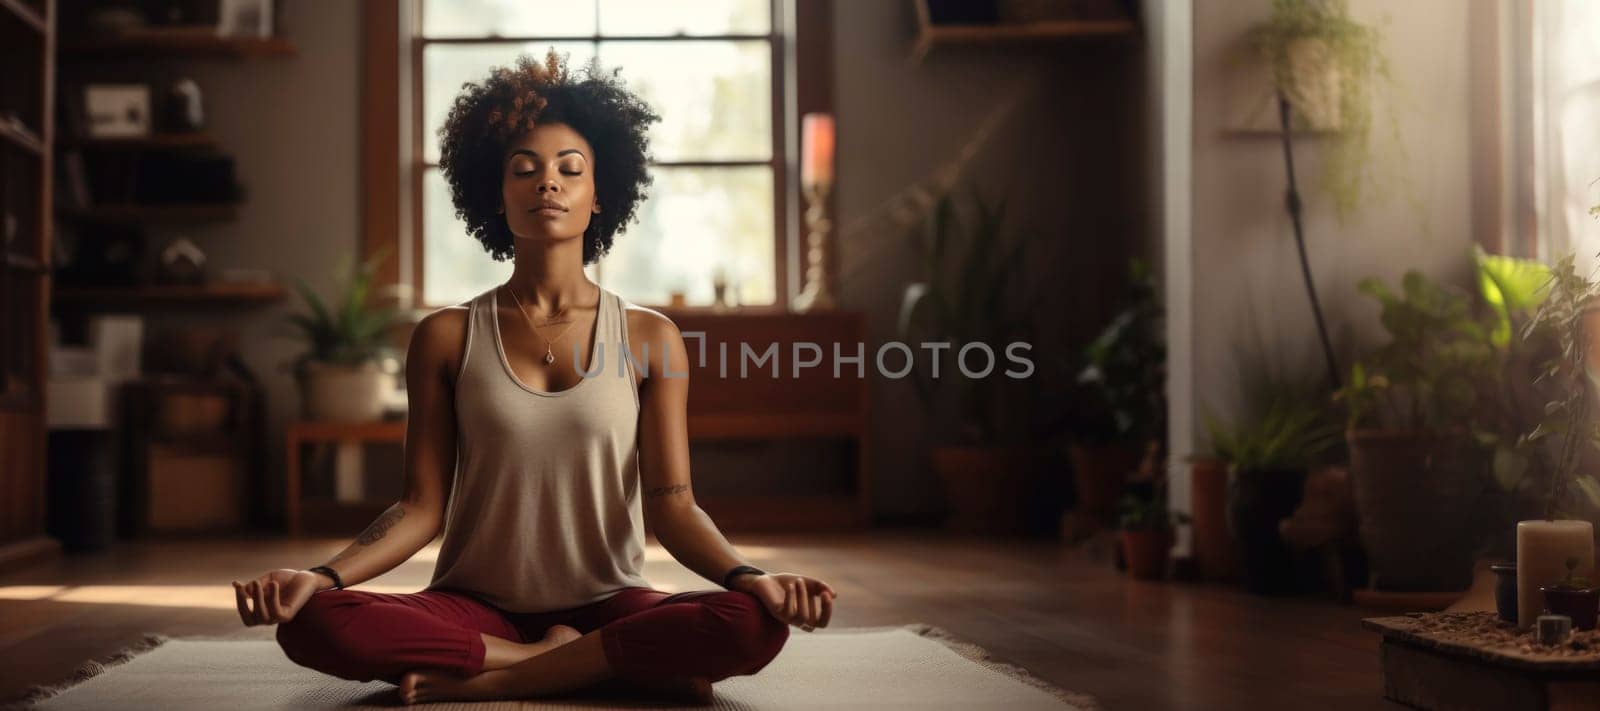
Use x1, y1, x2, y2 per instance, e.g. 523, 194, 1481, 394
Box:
645, 484, 690, 498
355, 504, 406, 545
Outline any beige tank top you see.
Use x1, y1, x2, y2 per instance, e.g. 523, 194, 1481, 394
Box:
427, 284, 650, 613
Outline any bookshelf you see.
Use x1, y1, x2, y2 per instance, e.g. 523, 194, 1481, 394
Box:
0, 0, 56, 571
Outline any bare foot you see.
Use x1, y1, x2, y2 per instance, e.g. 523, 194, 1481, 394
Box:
398, 668, 511, 706
398, 626, 583, 704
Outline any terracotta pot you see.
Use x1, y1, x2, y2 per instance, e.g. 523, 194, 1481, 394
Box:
300, 360, 389, 423
1189, 457, 1238, 581
1348, 429, 1478, 592
1541, 586, 1600, 631
1228, 466, 1307, 595
931, 446, 1045, 536
1121, 529, 1172, 580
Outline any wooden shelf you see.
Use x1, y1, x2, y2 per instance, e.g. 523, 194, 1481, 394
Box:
910, 0, 1137, 63
59, 133, 218, 151
0, 120, 45, 156
61, 31, 296, 59
0, 0, 46, 34
924, 19, 1135, 43
53, 282, 287, 308
57, 203, 238, 224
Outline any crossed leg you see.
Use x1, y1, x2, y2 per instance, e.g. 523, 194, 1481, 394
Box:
399, 588, 789, 705
274, 588, 578, 683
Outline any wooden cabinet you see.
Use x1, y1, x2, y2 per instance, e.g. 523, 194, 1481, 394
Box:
0, 0, 55, 571
121, 378, 264, 535
665, 309, 871, 531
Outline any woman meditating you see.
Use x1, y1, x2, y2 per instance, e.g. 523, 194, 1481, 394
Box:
230, 50, 837, 705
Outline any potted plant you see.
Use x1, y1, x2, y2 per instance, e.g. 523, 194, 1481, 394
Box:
1340, 271, 1495, 592
1541, 556, 1599, 631
1249, 0, 1390, 218
1505, 254, 1600, 626
1467, 247, 1552, 561
287, 252, 405, 423
1065, 260, 1166, 542
899, 191, 1052, 536
1117, 481, 1187, 581
1207, 389, 1341, 595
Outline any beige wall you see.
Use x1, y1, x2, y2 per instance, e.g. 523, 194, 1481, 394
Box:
1185, 0, 1477, 440
831, 0, 1151, 519
140, 0, 362, 517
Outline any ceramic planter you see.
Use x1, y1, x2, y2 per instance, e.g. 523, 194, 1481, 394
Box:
1541, 586, 1600, 631
1491, 563, 1518, 624
931, 446, 1047, 536
1283, 37, 1343, 131
300, 360, 389, 423
1227, 466, 1307, 595
1347, 429, 1478, 592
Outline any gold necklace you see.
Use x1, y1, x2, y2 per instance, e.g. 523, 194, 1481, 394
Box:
504, 284, 584, 365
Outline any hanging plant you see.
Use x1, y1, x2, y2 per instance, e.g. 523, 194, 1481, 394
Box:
1251, 0, 1392, 218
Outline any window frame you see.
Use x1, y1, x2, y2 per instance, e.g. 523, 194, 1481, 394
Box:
406, 0, 792, 311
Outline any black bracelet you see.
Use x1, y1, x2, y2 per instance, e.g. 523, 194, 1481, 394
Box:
308, 565, 344, 590
721, 564, 765, 590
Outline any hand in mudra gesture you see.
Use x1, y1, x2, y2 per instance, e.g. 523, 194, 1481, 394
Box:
232, 569, 322, 626
733, 573, 836, 632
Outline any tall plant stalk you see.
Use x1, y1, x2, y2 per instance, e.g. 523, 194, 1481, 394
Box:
1277, 93, 1342, 392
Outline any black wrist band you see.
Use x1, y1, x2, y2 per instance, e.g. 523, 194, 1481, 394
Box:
308, 565, 344, 590
721, 564, 764, 590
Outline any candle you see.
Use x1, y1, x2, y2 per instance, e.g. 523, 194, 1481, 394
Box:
801, 113, 834, 187
1517, 520, 1595, 627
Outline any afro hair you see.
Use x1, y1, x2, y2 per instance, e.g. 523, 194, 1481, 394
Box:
437, 49, 660, 264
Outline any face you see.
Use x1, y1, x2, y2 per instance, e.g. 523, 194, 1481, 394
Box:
499, 121, 601, 244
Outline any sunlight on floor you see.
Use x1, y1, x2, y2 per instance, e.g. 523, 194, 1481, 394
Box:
0, 540, 770, 610
0, 580, 687, 610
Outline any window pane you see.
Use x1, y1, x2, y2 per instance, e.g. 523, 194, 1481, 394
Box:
423, 0, 597, 38
423, 168, 512, 305
599, 166, 774, 306
597, 0, 770, 36
598, 41, 770, 162
423, 42, 598, 163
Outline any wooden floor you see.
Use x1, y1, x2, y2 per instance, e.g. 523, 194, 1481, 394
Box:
0, 531, 1403, 710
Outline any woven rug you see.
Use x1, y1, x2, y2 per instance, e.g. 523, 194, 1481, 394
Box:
21, 624, 1095, 710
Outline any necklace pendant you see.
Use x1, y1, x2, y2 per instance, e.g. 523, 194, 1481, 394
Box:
543, 350, 556, 365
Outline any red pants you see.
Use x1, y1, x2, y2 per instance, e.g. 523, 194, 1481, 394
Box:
275, 586, 788, 685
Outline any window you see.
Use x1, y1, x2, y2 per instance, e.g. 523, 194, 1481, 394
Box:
1528, 0, 1600, 265
415, 0, 785, 308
